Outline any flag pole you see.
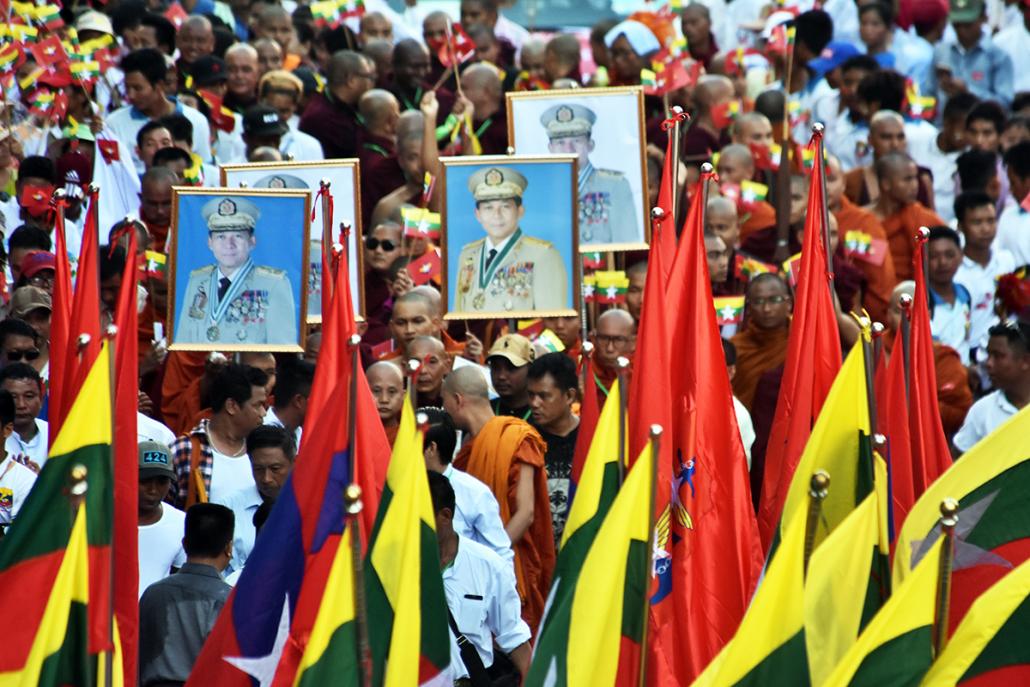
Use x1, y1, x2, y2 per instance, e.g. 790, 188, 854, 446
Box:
701, 161, 713, 210
407, 357, 421, 409
345, 333, 373, 686
580, 339, 594, 389
812, 122, 836, 297
669, 106, 683, 226
933, 498, 959, 657
638, 424, 662, 687
803, 471, 830, 577
319, 179, 333, 248
103, 329, 117, 687
616, 355, 630, 484
899, 292, 913, 402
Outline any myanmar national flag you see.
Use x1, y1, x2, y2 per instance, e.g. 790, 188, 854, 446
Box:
713, 295, 744, 326
293, 520, 360, 686
693, 505, 808, 687
0, 343, 117, 684
582, 274, 597, 303
640, 68, 658, 90
739, 180, 768, 207
401, 206, 441, 241
583, 252, 604, 269
893, 405, 1030, 632
364, 398, 450, 686
528, 381, 624, 683
921, 557, 1030, 685
594, 270, 629, 304
527, 438, 653, 686
143, 250, 167, 281
822, 537, 943, 686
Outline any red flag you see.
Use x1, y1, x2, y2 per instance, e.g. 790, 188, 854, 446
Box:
48, 200, 73, 446
649, 169, 763, 684
569, 351, 600, 492
408, 248, 441, 286
437, 23, 475, 68
756, 131, 842, 550
111, 229, 140, 681
164, 2, 188, 28
881, 324, 912, 539
28, 34, 67, 68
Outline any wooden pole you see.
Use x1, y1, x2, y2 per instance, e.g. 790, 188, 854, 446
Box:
933, 498, 960, 658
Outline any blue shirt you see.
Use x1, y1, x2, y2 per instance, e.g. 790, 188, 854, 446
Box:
933, 33, 1014, 106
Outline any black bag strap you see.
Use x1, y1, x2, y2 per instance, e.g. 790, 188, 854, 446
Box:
446, 606, 492, 687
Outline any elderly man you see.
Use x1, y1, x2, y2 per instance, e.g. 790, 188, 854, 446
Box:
591, 309, 636, 406
358, 89, 401, 171
176, 196, 297, 345
224, 43, 261, 114
300, 51, 377, 159
445, 366, 554, 632
409, 336, 452, 408
541, 103, 640, 246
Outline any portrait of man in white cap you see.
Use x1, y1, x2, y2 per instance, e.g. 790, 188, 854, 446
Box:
452, 166, 569, 314
540, 103, 640, 246
176, 195, 297, 345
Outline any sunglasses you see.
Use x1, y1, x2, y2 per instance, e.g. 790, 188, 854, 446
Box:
6, 348, 40, 362
365, 237, 397, 252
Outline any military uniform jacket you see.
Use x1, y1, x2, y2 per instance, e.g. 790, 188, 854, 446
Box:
176, 259, 298, 344
579, 161, 640, 246
454, 229, 569, 313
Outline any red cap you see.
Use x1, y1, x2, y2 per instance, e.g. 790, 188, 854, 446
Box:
20, 250, 56, 279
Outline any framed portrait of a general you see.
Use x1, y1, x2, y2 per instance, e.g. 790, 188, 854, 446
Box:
220, 159, 363, 323
441, 155, 580, 320
506, 86, 649, 251
168, 187, 310, 352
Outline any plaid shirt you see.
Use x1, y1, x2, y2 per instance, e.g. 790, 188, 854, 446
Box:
169, 419, 214, 509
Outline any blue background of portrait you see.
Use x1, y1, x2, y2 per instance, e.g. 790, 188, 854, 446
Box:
445, 160, 576, 311
172, 191, 307, 342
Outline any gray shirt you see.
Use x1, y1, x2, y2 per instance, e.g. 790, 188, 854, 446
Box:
139, 562, 231, 686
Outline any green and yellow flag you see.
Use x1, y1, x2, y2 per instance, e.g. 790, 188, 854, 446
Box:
528, 439, 653, 686
0, 343, 118, 685
527, 381, 624, 685
921, 557, 1030, 685
364, 398, 449, 686
293, 521, 360, 686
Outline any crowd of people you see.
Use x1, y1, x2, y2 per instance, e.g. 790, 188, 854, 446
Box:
0, 0, 1029, 683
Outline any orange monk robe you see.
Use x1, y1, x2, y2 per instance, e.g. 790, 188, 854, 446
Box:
739, 200, 777, 245
730, 323, 790, 410
454, 416, 555, 632
881, 202, 944, 282
834, 197, 897, 323
593, 362, 619, 408
378, 329, 469, 362
383, 423, 400, 447
160, 350, 211, 436
934, 344, 973, 435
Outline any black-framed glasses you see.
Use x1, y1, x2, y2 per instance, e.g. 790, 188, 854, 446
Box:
365, 237, 397, 252
6, 348, 40, 362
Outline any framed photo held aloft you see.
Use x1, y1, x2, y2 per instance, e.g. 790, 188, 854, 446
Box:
506, 86, 650, 251
220, 159, 363, 322
441, 154, 580, 320
168, 187, 310, 352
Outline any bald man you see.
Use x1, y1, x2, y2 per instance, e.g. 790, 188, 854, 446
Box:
517, 38, 547, 88
681, 4, 718, 68
707, 196, 750, 297
176, 16, 214, 88
591, 309, 636, 406
358, 89, 401, 170
844, 111, 935, 208
717, 143, 776, 243
445, 365, 555, 632
225, 43, 260, 113
367, 360, 405, 445
300, 51, 376, 159
359, 11, 393, 46
730, 273, 792, 410
460, 63, 508, 154
870, 152, 944, 281
408, 335, 451, 407
389, 39, 455, 122
254, 38, 284, 77
685, 75, 734, 159
423, 10, 454, 84
254, 5, 297, 65
731, 112, 775, 151
362, 39, 394, 89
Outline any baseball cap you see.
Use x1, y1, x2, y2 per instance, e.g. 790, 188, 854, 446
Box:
191, 55, 228, 88
949, 0, 984, 23
76, 10, 114, 36
20, 251, 57, 279
139, 440, 175, 479
10, 285, 52, 318
486, 334, 535, 367
242, 105, 289, 137
808, 41, 861, 77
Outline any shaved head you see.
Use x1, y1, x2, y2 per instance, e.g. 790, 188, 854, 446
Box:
411, 285, 443, 313
716, 143, 755, 183
870, 109, 905, 130
358, 88, 400, 136
707, 195, 737, 219
597, 307, 636, 332
874, 152, 916, 181
441, 364, 490, 399
367, 360, 404, 385
720, 143, 753, 166
695, 75, 734, 112
408, 334, 446, 357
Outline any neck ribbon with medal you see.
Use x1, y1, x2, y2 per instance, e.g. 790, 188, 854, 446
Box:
206, 259, 254, 341
473, 228, 521, 310
578, 160, 596, 243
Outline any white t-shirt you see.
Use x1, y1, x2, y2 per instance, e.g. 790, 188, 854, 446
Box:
906, 123, 958, 224
208, 448, 255, 505
996, 205, 1030, 266
5, 419, 49, 471
137, 412, 177, 447
0, 455, 37, 525
955, 250, 1017, 353
138, 503, 187, 598
214, 484, 263, 574
281, 129, 325, 163
954, 390, 1020, 453
445, 465, 513, 563
732, 396, 756, 469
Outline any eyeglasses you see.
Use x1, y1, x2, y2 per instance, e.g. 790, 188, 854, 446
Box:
594, 334, 634, 347
750, 295, 790, 307
365, 237, 397, 252
6, 348, 40, 362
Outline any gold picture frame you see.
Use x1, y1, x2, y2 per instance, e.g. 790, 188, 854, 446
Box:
167, 186, 311, 353
506, 85, 650, 252
440, 154, 581, 321
219, 158, 365, 324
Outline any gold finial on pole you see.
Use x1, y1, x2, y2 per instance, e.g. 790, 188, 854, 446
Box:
933, 498, 959, 657
803, 471, 830, 577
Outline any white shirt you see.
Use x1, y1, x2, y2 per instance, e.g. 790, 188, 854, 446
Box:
0, 454, 37, 525
106, 101, 212, 174
214, 483, 263, 574
906, 124, 958, 223
444, 537, 531, 678
954, 389, 1019, 453
138, 503, 187, 598
208, 447, 255, 505
281, 129, 325, 162
213, 123, 247, 165
5, 419, 48, 470
955, 250, 1017, 352
929, 288, 972, 364
445, 465, 513, 563
996, 205, 1030, 266
264, 406, 302, 451
732, 396, 755, 469
994, 22, 1030, 94
137, 412, 177, 446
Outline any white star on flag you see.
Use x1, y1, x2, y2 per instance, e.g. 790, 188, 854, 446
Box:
583, 284, 595, 299
605, 286, 618, 300
223, 597, 291, 687
720, 306, 738, 321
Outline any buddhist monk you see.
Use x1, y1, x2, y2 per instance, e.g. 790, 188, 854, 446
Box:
707, 196, 749, 296
716, 143, 776, 244
885, 281, 973, 435
869, 152, 944, 282
446, 366, 554, 631
591, 309, 637, 406
684, 75, 733, 159
731, 273, 792, 410
843, 111, 934, 208
541, 315, 582, 361
407, 335, 451, 408
367, 360, 405, 446
827, 154, 897, 322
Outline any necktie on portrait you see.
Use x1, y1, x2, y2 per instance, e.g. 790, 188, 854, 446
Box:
485, 248, 498, 268
218, 276, 231, 302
